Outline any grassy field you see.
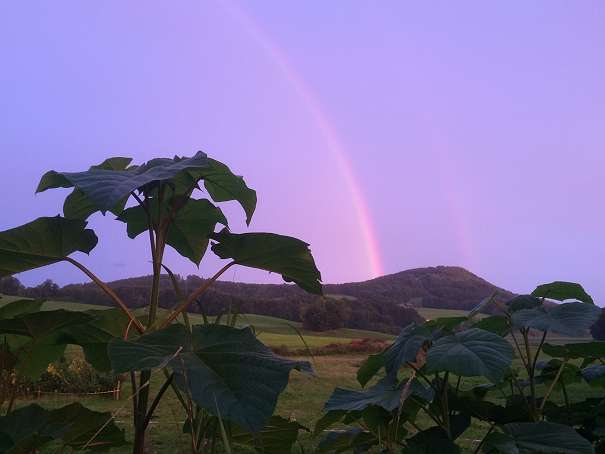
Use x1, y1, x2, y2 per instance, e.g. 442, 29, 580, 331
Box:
12, 351, 605, 453
0, 295, 392, 348
2, 294, 600, 452
416, 306, 475, 320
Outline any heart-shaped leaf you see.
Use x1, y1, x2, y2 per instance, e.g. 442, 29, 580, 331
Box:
357, 352, 385, 387
511, 302, 601, 336
230, 416, 308, 454
37, 151, 209, 214
581, 365, 605, 387
537, 359, 581, 388
402, 427, 461, 453
0, 310, 93, 378
190, 158, 257, 225
383, 324, 431, 378
0, 403, 126, 452
317, 428, 376, 453
108, 324, 311, 432
506, 295, 542, 312
0, 299, 44, 319
0, 217, 97, 277
472, 315, 510, 336
543, 341, 605, 360
484, 422, 594, 454
0, 308, 129, 378
426, 328, 513, 382
62, 157, 133, 220
532, 281, 594, 305
211, 229, 322, 294
56, 308, 133, 371
118, 198, 227, 265
324, 376, 433, 414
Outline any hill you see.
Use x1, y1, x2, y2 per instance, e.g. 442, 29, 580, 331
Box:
325, 266, 514, 311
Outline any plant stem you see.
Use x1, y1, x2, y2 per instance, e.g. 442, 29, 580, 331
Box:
161, 261, 236, 328
442, 372, 451, 439
411, 397, 442, 427
162, 263, 192, 333
539, 359, 568, 413
130, 372, 138, 427
561, 379, 571, 424
146, 189, 166, 327
64, 257, 144, 333
531, 331, 548, 375
133, 370, 151, 454
510, 331, 528, 369
142, 373, 174, 430
406, 362, 439, 395
473, 423, 495, 454
520, 329, 538, 419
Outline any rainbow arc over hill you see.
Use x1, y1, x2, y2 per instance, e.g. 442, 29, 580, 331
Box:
225, 2, 385, 279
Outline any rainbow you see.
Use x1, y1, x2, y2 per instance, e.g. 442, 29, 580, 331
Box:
223, 1, 385, 279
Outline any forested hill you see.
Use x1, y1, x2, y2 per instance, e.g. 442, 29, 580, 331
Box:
325, 266, 514, 310
3, 266, 514, 334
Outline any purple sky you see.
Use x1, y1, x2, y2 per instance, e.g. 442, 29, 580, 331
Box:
1, 2, 604, 302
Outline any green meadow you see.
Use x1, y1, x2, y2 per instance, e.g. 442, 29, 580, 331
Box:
0, 295, 393, 349
2, 293, 598, 453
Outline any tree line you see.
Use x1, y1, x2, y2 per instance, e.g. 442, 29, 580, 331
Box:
0, 275, 423, 334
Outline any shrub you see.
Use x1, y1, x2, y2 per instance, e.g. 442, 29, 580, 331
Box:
315, 281, 605, 453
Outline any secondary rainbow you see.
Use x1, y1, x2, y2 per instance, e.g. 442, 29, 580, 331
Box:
224, 1, 385, 279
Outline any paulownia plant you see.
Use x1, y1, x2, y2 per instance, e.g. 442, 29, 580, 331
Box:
0, 152, 322, 453
316, 281, 603, 453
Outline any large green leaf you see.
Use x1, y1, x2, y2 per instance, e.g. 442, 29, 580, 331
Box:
543, 341, 605, 360
426, 328, 513, 382
0, 310, 93, 378
506, 295, 542, 313
536, 359, 581, 388
383, 324, 431, 378
117, 198, 227, 265
314, 411, 347, 435
402, 427, 461, 454
231, 416, 308, 454
108, 324, 311, 432
581, 365, 605, 387
57, 308, 132, 371
542, 397, 605, 430
472, 315, 510, 336
211, 229, 322, 294
484, 422, 594, 454
62, 157, 133, 220
0, 298, 44, 319
324, 377, 433, 414
0, 308, 126, 377
423, 316, 467, 333
532, 281, 594, 305
448, 388, 526, 424
511, 302, 601, 336
0, 403, 126, 452
357, 352, 385, 387
0, 309, 91, 337
316, 428, 376, 453
0, 217, 97, 277
179, 158, 257, 225
37, 152, 209, 214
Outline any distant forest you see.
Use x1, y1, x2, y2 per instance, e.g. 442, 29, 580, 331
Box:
0, 274, 423, 334
0, 266, 528, 334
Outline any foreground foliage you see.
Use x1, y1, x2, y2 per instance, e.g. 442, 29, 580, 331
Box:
315, 281, 605, 453
0, 152, 321, 453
